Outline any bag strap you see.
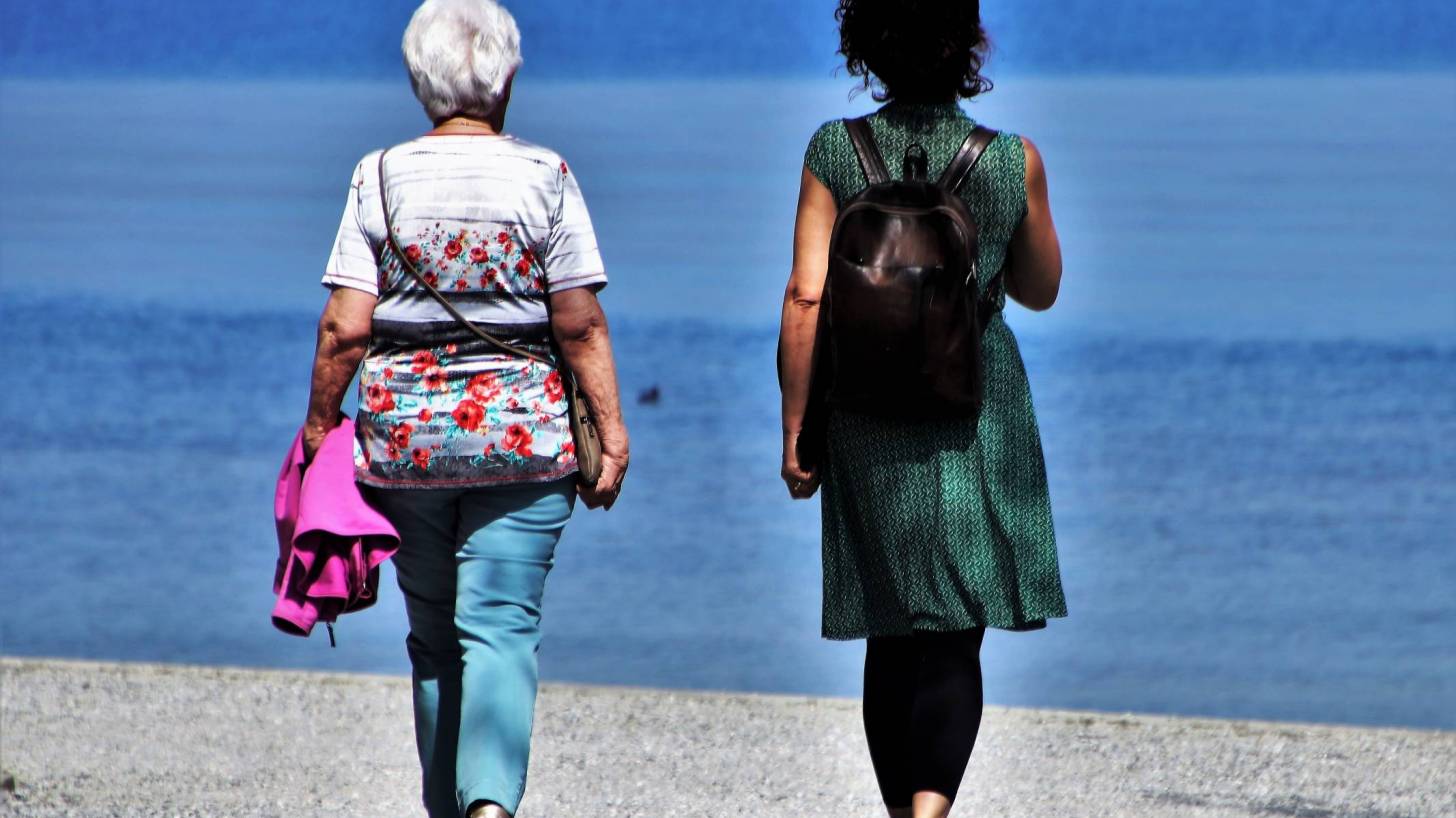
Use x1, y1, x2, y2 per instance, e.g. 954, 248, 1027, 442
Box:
844, 117, 890, 186
932, 126, 1004, 326
937, 126, 998, 193
375, 149, 554, 369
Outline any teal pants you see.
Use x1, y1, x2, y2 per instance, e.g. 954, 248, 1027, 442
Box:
368, 478, 575, 818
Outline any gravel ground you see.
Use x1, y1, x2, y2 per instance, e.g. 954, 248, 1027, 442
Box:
2, 658, 1452, 818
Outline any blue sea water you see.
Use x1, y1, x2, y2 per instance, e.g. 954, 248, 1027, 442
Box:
1, 74, 1454, 730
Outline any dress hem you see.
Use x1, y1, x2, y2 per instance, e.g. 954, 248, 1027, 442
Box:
821, 611, 1065, 641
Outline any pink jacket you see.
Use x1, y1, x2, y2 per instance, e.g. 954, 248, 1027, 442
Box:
273, 419, 399, 639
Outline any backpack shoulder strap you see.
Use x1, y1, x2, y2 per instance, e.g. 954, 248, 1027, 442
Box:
844, 117, 890, 186
937, 126, 999, 193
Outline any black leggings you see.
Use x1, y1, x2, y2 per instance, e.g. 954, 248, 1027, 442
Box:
862, 628, 986, 808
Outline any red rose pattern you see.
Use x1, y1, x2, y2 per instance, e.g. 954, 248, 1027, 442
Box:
466, 372, 501, 402
411, 350, 437, 374
451, 399, 485, 432
366, 382, 395, 413
389, 422, 413, 449
420, 365, 448, 392
501, 424, 534, 458
359, 215, 588, 481
543, 370, 565, 404
397, 226, 545, 295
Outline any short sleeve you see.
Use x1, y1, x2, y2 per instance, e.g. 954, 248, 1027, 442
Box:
320, 158, 381, 296
804, 120, 842, 190
542, 158, 607, 293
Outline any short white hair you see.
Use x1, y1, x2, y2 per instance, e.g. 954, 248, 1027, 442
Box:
402, 0, 522, 122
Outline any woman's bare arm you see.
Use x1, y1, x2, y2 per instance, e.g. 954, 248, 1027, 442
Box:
1005, 137, 1062, 311
550, 286, 629, 510
777, 166, 837, 499
304, 286, 378, 460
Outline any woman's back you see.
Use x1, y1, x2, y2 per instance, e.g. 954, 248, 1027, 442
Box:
322, 135, 607, 487
798, 99, 1065, 639
805, 102, 1025, 306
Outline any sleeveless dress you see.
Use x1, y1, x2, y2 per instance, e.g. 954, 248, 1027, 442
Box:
805, 101, 1068, 639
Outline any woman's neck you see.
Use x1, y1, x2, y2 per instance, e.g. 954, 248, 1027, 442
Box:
428, 112, 505, 137
886, 96, 958, 107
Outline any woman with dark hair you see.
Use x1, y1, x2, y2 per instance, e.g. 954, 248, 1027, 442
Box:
777, 2, 1068, 816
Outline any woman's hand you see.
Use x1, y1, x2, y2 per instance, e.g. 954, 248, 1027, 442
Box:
782, 430, 820, 500
302, 425, 329, 464
579, 426, 629, 510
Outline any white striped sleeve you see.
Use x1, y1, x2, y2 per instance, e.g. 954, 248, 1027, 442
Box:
320, 158, 380, 296
543, 158, 607, 293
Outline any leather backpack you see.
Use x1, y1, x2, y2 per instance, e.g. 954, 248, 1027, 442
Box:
818, 116, 1001, 422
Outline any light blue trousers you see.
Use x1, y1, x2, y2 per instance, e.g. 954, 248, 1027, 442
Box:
368, 478, 575, 818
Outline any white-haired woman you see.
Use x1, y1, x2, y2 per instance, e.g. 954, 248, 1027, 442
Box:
300, 2, 629, 816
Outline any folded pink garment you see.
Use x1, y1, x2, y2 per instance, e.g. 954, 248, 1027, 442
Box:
273, 419, 399, 638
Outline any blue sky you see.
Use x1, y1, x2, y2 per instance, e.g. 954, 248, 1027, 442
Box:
3, 0, 1454, 78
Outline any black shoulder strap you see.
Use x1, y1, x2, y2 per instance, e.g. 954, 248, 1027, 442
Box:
937, 126, 998, 193
844, 117, 890, 186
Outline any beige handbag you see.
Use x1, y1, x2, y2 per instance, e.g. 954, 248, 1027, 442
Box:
375, 150, 603, 485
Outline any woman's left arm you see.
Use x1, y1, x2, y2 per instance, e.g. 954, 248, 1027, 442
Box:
303, 286, 377, 460
1005, 137, 1062, 311
550, 287, 629, 510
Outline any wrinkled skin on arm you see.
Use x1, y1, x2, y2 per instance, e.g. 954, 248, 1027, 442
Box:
303, 286, 378, 461
550, 286, 629, 510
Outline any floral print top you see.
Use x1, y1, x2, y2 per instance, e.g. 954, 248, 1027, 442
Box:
322, 135, 606, 488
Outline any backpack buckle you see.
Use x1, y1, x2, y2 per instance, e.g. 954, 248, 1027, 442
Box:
903, 144, 929, 181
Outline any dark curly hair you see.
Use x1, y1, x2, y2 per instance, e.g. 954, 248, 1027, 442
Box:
836, 0, 993, 103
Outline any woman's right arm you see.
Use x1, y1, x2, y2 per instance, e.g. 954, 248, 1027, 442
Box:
303, 286, 377, 460
777, 166, 837, 499
1005, 137, 1062, 311
550, 287, 629, 510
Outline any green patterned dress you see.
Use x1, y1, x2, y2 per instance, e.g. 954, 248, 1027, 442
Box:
805, 101, 1068, 639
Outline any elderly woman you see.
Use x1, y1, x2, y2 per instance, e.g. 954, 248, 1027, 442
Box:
778, 2, 1068, 817
300, 2, 628, 816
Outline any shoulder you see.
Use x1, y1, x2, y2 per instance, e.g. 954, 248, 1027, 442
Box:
807, 119, 850, 152
804, 119, 851, 170
494, 136, 574, 179
967, 125, 1033, 178
353, 148, 386, 182
1015, 134, 1046, 186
